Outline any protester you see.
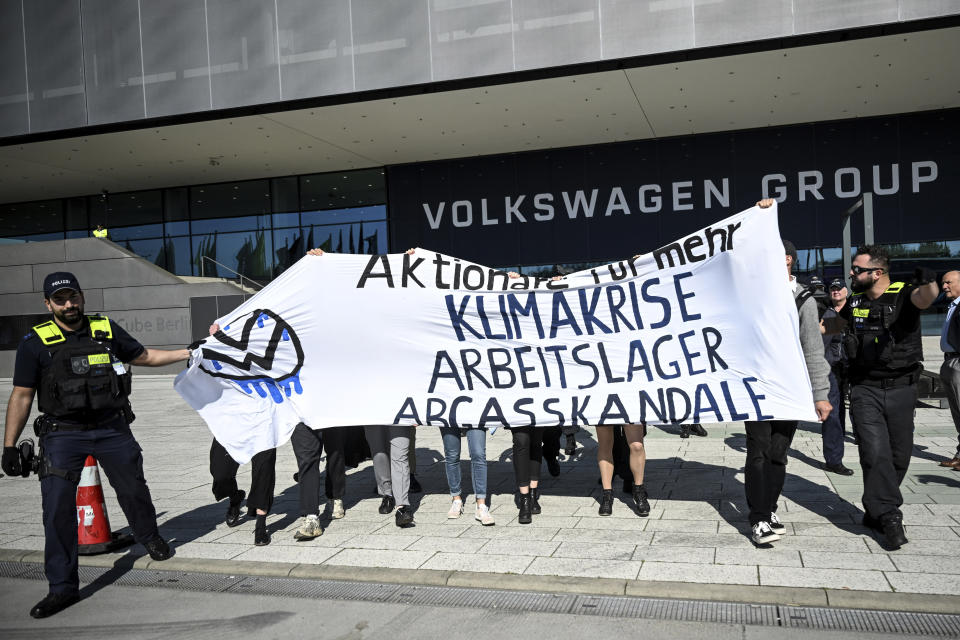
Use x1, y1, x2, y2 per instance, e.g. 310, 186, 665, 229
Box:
839, 247, 939, 548
744, 203, 832, 546
2, 272, 189, 618
441, 425, 494, 525
508, 425, 545, 524
207, 323, 276, 545
820, 278, 853, 475
596, 424, 650, 516
939, 270, 960, 470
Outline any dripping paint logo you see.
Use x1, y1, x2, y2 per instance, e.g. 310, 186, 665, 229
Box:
197, 309, 304, 403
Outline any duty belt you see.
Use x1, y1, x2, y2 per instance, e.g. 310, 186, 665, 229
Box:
34, 412, 124, 436
854, 372, 920, 389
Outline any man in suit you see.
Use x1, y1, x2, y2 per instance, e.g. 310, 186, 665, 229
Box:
938, 271, 960, 470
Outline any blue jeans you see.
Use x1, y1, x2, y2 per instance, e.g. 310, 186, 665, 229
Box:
440, 427, 487, 499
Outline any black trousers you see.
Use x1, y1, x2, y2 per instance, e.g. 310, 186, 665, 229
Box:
849, 383, 917, 519
822, 371, 846, 466
510, 426, 544, 487
322, 426, 347, 500
42, 426, 159, 595
541, 425, 561, 464
744, 420, 797, 526
209, 439, 276, 513
290, 423, 348, 515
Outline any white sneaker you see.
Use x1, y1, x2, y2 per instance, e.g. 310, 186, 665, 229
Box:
294, 514, 323, 540
751, 521, 780, 545
331, 499, 345, 519
475, 504, 495, 526
447, 497, 463, 519
768, 512, 786, 535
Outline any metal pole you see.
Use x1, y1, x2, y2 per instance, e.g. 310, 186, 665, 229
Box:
841, 197, 862, 290
863, 192, 874, 245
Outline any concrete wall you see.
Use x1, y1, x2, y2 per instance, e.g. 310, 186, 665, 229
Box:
0, 237, 249, 376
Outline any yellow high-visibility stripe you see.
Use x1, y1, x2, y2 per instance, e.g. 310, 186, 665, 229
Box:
31, 321, 65, 345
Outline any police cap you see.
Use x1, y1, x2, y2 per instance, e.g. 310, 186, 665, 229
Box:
43, 272, 82, 298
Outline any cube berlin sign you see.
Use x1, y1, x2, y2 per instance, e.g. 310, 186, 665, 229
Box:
176, 203, 815, 464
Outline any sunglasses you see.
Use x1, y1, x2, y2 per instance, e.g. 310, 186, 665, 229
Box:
850, 266, 883, 275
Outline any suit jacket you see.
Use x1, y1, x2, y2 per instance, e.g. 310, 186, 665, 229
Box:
946, 301, 960, 353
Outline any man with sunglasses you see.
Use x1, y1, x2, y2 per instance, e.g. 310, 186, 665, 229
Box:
1, 272, 191, 618
840, 248, 939, 549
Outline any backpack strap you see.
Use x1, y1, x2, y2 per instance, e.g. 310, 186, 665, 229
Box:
794, 286, 814, 312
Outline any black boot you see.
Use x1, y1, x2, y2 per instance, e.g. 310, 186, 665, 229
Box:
531, 488, 542, 515
254, 514, 270, 546
518, 494, 532, 524
564, 434, 577, 456
225, 489, 245, 527
881, 513, 908, 549
598, 489, 614, 516
632, 484, 650, 517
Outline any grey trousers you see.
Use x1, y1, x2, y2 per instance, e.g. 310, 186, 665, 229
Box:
942, 354, 960, 457
364, 425, 415, 506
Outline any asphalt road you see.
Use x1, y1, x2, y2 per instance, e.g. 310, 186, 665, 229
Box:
0, 577, 940, 640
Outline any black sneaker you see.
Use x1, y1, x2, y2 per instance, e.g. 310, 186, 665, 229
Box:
632, 485, 650, 517
881, 515, 908, 549
598, 489, 614, 516
862, 512, 883, 532
564, 434, 577, 456
30, 592, 80, 619
680, 424, 691, 439
531, 488, 542, 515
546, 455, 560, 477
225, 489, 245, 527
378, 495, 395, 514
144, 536, 173, 561
824, 463, 854, 476
689, 423, 708, 437
395, 506, 414, 527
409, 474, 423, 494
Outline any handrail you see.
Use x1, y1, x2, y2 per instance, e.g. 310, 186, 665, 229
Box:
199, 255, 265, 291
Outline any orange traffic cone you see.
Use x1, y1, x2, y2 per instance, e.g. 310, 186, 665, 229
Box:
76, 456, 134, 555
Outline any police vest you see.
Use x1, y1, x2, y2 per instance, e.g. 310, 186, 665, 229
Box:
32, 315, 132, 418
93, 228, 108, 238
846, 282, 923, 375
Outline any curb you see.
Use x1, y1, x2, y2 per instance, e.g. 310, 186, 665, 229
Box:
3, 548, 959, 615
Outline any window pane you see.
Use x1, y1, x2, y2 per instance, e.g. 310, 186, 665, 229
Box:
191, 215, 270, 234
193, 230, 273, 281
157, 236, 192, 276
191, 180, 273, 219
273, 227, 306, 274
272, 212, 300, 228
301, 205, 386, 226
91, 190, 163, 240
81, 0, 145, 124
118, 237, 164, 265
0, 200, 63, 236
302, 220, 386, 254
64, 197, 87, 232
300, 169, 385, 210
271, 176, 299, 213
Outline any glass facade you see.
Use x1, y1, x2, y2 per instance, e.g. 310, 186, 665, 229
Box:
0, 168, 387, 283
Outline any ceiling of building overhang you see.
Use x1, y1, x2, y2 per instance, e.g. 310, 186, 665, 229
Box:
0, 26, 957, 205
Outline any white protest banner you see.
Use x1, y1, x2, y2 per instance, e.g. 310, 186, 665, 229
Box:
175, 202, 816, 463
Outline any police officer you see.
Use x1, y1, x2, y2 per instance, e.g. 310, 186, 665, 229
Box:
1, 272, 191, 618
821, 278, 853, 475
92, 224, 108, 238
840, 248, 939, 549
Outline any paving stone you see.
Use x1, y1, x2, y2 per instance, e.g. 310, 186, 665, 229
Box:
371, 522, 470, 537
643, 519, 719, 533
864, 538, 960, 556
525, 556, 642, 580
232, 545, 340, 564
339, 534, 421, 550
168, 541, 250, 560
650, 532, 752, 548
572, 516, 651, 531
638, 562, 758, 585
889, 554, 960, 574
552, 541, 637, 560
800, 551, 896, 571
884, 572, 960, 595
477, 539, 561, 557
630, 546, 714, 563
771, 535, 872, 553
553, 529, 654, 544
323, 548, 434, 569
760, 566, 891, 591
406, 536, 489, 554
421, 552, 534, 574
715, 547, 801, 568
458, 525, 560, 541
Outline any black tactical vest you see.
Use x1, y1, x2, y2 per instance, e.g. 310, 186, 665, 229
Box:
32, 316, 132, 418
846, 282, 923, 378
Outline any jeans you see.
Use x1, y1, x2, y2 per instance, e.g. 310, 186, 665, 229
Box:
440, 427, 488, 499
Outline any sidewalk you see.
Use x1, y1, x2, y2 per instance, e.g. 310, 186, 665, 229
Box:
2, 376, 959, 611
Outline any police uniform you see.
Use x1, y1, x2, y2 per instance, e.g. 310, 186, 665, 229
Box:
13, 314, 164, 598
842, 281, 923, 525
